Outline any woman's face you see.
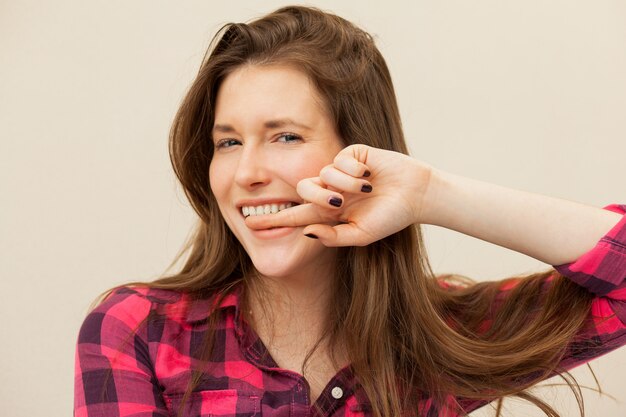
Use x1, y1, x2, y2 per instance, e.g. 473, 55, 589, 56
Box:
209, 65, 344, 280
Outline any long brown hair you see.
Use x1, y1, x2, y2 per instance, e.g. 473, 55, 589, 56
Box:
103, 6, 599, 417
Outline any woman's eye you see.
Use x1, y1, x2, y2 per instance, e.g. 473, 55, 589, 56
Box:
277, 133, 302, 143
215, 139, 241, 149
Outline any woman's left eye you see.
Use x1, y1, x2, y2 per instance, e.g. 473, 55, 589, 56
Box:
277, 133, 302, 143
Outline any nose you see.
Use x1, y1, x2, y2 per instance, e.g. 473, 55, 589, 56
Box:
234, 143, 271, 190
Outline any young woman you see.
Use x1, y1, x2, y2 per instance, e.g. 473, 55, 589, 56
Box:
74, 6, 626, 417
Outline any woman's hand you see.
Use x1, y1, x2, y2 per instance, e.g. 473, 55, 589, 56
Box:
244, 144, 436, 246
246, 142, 625, 259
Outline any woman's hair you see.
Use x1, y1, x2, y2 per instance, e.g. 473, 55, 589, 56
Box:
104, 6, 598, 417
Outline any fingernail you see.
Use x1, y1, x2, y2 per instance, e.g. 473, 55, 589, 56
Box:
361, 184, 372, 193
328, 197, 343, 207
363, 170, 371, 177
305, 233, 318, 239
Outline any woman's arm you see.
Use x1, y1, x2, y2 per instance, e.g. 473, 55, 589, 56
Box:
457, 203, 626, 413
420, 168, 623, 266
244, 144, 624, 259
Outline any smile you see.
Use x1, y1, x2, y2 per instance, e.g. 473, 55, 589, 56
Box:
242, 202, 298, 217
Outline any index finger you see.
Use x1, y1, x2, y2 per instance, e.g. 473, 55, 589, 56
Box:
244, 203, 326, 230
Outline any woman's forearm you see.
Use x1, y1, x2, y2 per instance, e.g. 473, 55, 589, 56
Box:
420, 168, 623, 265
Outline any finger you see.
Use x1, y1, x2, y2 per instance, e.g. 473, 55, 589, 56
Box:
297, 177, 344, 209
244, 203, 325, 230
333, 155, 371, 178
319, 165, 373, 194
303, 222, 375, 247
339, 143, 371, 161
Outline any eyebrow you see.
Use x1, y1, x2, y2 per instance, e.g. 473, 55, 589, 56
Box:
212, 118, 312, 133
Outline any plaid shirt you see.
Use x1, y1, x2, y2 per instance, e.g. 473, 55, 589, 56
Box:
75, 204, 626, 417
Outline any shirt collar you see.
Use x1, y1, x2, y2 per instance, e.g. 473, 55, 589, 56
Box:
183, 284, 272, 367
185, 285, 241, 323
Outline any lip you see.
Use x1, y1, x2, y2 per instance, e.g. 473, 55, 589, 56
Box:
235, 197, 302, 219
233, 197, 302, 239
248, 226, 298, 240
236, 197, 302, 208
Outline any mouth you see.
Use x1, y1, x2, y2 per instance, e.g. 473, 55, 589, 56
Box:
239, 201, 301, 218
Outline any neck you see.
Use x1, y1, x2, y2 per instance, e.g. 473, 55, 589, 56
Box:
245, 252, 337, 352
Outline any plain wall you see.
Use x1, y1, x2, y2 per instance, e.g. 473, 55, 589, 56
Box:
1, 1, 625, 416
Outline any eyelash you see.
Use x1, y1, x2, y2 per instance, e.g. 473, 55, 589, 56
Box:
277, 133, 302, 143
214, 133, 303, 149
215, 139, 240, 149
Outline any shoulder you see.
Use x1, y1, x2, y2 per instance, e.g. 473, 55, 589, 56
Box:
94, 285, 184, 320
78, 286, 186, 344
74, 286, 193, 411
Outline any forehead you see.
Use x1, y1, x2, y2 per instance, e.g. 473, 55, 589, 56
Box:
213, 65, 329, 127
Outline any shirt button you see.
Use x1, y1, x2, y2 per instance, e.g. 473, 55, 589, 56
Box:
331, 386, 343, 399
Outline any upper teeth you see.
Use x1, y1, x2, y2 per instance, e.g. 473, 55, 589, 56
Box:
242, 202, 294, 217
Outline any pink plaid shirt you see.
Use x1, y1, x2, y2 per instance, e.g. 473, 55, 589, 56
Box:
75, 204, 626, 417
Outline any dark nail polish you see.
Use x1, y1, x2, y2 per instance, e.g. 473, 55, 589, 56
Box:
361, 184, 372, 193
363, 170, 371, 177
328, 197, 343, 207
305, 233, 318, 239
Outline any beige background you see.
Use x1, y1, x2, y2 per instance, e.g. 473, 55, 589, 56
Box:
2, 1, 625, 416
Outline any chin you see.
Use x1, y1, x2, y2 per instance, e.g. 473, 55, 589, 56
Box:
248, 253, 304, 279
245, 242, 331, 280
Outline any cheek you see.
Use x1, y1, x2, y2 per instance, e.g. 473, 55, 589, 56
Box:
209, 161, 229, 201
208, 162, 237, 232
278, 154, 333, 187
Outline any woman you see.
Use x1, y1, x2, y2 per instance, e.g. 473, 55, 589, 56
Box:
74, 6, 626, 417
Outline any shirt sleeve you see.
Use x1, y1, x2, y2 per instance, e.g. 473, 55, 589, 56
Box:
74, 287, 169, 417
549, 204, 626, 369
462, 204, 626, 413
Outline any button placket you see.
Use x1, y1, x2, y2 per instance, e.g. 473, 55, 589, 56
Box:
331, 386, 344, 400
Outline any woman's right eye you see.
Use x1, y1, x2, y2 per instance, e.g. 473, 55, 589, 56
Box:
215, 139, 241, 149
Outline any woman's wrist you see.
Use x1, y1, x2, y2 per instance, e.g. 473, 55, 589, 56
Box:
414, 164, 450, 227
412, 165, 623, 264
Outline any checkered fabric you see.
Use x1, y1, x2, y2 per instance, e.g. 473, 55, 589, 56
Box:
75, 204, 626, 417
